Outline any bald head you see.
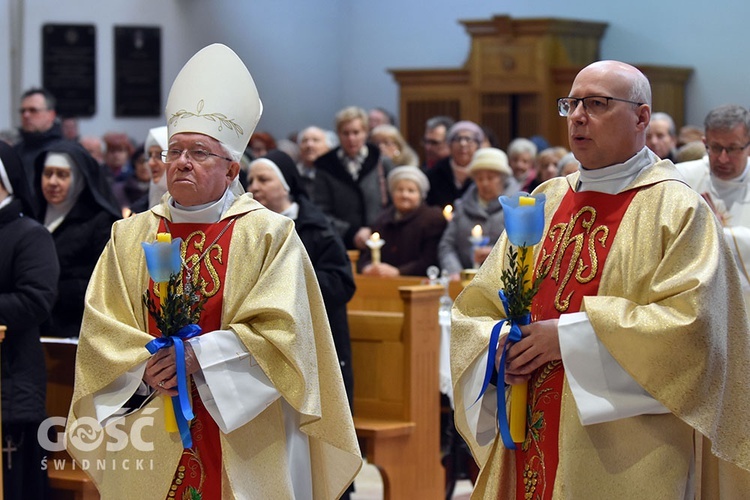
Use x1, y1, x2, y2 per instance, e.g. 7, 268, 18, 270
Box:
565, 60, 651, 169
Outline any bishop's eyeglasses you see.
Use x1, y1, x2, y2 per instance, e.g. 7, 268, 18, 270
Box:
161, 149, 234, 163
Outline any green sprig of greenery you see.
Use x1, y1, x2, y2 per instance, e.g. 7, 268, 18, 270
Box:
500, 245, 542, 319
142, 273, 206, 336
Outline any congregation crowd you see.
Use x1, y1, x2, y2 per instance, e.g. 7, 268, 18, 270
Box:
4, 67, 750, 497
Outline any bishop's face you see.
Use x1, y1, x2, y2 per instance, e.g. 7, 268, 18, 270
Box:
166, 133, 239, 206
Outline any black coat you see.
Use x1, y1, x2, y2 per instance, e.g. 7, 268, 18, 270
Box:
425, 156, 474, 209
0, 155, 60, 423
313, 144, 392, 249
33, 141, 121, 337
293, 196, 356, 408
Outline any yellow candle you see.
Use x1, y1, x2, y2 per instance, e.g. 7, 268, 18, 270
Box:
519, 195, 536, 206
510, 196, 535, 444
155, 232, 178, 433
443, 204, 453, 221
471, 224, 483, 238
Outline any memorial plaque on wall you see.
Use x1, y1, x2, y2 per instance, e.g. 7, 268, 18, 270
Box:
114, 26, 161, 117
42, 24, 96, 117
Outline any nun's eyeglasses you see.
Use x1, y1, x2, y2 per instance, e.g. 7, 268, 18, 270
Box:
161, 149, 233, 163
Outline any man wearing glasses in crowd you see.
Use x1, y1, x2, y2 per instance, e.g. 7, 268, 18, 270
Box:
452, 60, 750, 498
14, 87, 64, 187
676, 104, 750, 309
421, 115, 454, 170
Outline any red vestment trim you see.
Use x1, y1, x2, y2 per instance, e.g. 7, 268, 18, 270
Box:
513, 187, 639, 500
147, 219, 236, 500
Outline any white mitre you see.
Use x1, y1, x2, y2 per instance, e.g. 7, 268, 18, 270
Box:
165, 43, 263, 152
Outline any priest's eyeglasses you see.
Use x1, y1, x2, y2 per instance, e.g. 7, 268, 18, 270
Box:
705, 142, 750, 157
557, 96, 644, 117
161, 149, 234, 163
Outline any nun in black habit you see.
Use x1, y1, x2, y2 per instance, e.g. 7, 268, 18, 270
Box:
33, 140, 121, 338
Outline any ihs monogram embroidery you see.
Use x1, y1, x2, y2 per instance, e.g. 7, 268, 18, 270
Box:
182, 230, 224, 298
536, 205, 610, 312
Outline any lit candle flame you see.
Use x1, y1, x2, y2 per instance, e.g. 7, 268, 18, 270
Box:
443, 205, 453, 221
371, 232, 380, 242
471, 225, 483, 238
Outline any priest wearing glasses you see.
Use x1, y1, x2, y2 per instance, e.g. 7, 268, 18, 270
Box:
451, 60, 750, 499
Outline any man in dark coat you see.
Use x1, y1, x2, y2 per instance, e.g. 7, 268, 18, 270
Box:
14, 88, 65, 189
0, 142, 60, 500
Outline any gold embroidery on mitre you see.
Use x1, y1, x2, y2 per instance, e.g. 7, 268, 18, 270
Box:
539, 206, 610, 312
169, 99, 244, 139
182, 230, 223, 298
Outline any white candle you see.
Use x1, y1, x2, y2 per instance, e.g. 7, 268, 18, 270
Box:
471, 224, 483, 238
443, 205, 453, 222
366, 232, 385, 265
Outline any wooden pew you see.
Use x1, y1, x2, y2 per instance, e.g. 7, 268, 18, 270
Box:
349, 275, 445, 499
42, 339, 99, 500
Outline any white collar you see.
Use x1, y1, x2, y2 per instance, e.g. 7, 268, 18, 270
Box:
577, 147, 659, 195
0, 194, 12, 211
281, 201, 299, 220
168, 185, 238, 223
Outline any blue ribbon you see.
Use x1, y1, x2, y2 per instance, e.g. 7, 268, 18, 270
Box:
145, 324, 202, 449
474, 290, 531, 450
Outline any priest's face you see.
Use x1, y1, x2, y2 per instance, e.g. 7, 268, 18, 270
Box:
166, 133, 239, 206
565, 61, 650, 170
705, 124, 750, 181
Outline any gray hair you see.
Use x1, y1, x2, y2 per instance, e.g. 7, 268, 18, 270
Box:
425, 115, 455, 132
650, 112, 676, 136
628, 69, 652, 107
704, 105, 750, 135
297, 126, 337, 148
507, 137, 537, 158
219, 140, 243, 162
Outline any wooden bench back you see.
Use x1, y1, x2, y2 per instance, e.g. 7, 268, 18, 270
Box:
349, 276, 442, 421
43, 339, 78, 460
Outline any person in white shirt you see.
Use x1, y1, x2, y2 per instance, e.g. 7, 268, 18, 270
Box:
676, 104, 750, 308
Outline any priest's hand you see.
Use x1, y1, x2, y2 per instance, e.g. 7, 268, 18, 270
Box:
143, 343, 200, 396
502, 319, 561, 385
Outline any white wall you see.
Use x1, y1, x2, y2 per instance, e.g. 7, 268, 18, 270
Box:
2, 0, 749, 147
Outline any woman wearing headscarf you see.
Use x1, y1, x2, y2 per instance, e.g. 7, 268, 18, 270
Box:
34, 141, 121, 337
0, 142, 59, 499
130, 126, 169, 213
438, 147, 519, 281
359, 166, 447, 277
247, 149, 356, 412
